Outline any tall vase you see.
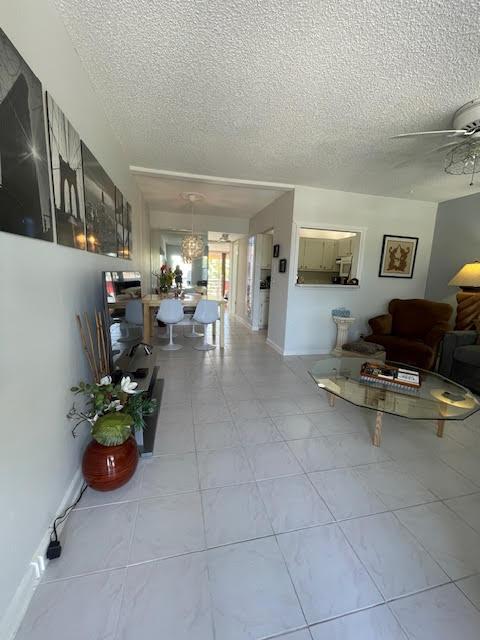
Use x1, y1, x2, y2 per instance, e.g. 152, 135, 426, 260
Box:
82, 436, 139, 491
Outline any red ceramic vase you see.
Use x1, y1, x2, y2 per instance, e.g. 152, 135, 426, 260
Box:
82, 436, 139, 491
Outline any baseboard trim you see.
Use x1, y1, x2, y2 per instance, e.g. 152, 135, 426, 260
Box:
266, 337, 285, 355
1, 466, 83, 640
234, 314, 253, 330
282, 348, 332, 356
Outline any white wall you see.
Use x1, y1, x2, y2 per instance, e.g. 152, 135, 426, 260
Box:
0, 1, 148, 635
150, 211, 249, 235
284, 186, 437, 354
249, 192, 295, 351
233, 237, 248, 321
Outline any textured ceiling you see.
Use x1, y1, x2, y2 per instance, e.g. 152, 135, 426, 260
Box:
133, 173, 288, 217
54, 0, 480, 202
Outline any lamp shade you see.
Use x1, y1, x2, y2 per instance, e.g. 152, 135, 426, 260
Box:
449, 261, 480, 289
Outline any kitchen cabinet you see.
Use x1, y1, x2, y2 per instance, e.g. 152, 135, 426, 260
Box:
259, 234, 273, 269
303, 238, 323, 270
323, 240, 337, 270
298, 238, 338, 271
337, 237, 353, 257
259, 289, 270, 328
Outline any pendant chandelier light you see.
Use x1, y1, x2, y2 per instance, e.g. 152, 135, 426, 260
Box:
181, 192, 205, 263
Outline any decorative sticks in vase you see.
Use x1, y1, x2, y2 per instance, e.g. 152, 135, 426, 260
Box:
76, 310, 110, 382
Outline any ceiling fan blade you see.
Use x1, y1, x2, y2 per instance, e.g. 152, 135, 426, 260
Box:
423, 141, 461, 156
391, 130, 468, 140
391, 140, 463, 169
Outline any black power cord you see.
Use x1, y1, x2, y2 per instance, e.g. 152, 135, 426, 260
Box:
46, 483, 88, 560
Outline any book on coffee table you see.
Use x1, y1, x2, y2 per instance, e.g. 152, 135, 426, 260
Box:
360, 362, 421, 389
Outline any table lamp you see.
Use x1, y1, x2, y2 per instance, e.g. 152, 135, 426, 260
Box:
449, 261, 480, 330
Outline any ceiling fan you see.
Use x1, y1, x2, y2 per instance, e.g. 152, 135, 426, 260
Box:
391, 99, 480, 184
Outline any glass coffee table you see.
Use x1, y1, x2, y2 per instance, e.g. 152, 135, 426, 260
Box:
309, 357, 479, 446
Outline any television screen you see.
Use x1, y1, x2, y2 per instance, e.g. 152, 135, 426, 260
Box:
103, 271, 142, 368
104, 271, 142, 303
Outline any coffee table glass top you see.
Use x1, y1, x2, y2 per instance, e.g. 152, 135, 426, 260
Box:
309, 357, 479, 421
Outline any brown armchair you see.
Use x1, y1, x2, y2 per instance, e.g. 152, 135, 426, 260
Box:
365, 298, 453, 370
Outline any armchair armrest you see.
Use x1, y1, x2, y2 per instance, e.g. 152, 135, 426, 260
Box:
438, 330, 477, 378
368, 313, 392, 335
424, 322, 451, 350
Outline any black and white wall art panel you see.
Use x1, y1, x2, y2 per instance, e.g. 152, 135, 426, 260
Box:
124, 200, 132, 260
114, 187, 125, 258
46, 92, 86, 249
81, 142, 117, 256
0, 29, 53, 242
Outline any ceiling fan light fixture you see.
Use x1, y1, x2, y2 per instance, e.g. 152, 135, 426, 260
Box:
444, 140, 480, 185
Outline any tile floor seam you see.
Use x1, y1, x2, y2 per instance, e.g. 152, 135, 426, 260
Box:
385, 600, 413, 639
455, 576, 480, 613
334, 519, 390, 604
300, 472, 336, 523
193, 422, 218, 640
76, 460, 472, 514
439, 494, 480, 537
110, 568, 128, 640
389, 507, 465, 583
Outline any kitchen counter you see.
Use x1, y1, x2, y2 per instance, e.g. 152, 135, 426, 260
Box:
295, 283, 360, 289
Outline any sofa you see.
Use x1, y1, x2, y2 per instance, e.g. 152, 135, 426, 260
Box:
365, 298, 453, 370
438, 331, 480, 393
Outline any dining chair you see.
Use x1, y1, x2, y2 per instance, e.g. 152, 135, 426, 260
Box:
156, 299, 184, 351
118, 299, 152, 356
192, 300, 218, 351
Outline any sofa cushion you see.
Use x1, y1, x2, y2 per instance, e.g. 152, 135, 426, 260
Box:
365, 334, 434, 369
389, 299, 452, 339
454, 345, 480, 367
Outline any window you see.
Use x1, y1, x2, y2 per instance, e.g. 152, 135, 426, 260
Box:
296, 227, 362, 286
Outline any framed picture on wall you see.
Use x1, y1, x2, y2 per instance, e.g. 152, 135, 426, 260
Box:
81, 142, 117, 256
46, 92, 86, 250
378, 235, 419, 278
0, 29, 53, 242
279, 258, 287, 273
273, 243, 280, 258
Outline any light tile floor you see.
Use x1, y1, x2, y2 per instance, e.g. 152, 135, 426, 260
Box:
16, 315, 480, 639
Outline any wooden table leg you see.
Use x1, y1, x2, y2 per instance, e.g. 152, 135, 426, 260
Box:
373, 411, 383, 447
143, 302, 151, 343
327, 392, 335, 407
436, 419, 445, 438
219, 303, 225, 349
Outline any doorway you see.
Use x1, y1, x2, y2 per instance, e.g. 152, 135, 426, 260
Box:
208, 247, 230, 300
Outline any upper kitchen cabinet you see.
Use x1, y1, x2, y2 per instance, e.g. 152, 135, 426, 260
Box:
298, 238, 338, 271
296, 227, 363, 286
337, 236, 353, 257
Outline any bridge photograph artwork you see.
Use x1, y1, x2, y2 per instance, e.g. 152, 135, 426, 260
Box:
46, 92, 86, 249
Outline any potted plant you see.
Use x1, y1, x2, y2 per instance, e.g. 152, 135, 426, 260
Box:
68, 375, 156, 491
153, 263, 174, 294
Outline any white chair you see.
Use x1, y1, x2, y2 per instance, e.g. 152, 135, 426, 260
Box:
156, 299, 184, 351
118, 299, 142, 341
118, 299, 152, 356
192, 300, 218, 351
